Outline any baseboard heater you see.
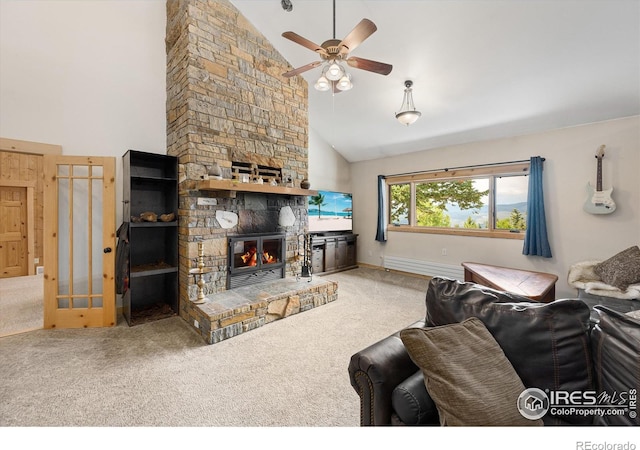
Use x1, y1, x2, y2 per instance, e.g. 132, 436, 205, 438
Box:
383, 256, 464, 280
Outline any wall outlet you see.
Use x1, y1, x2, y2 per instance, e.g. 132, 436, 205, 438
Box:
194, 320, 199, 329
441, 248, 447, 256
36, 266, 44, 275
34, 257, 40, 264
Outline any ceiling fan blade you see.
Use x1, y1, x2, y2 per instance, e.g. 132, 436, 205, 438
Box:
346, 56, 393, 76
338, 19, 377, 55
282, 31, 328, 57
282, 61, 322, 78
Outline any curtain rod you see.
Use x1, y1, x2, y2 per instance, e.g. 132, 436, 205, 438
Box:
384, 157, 544, 178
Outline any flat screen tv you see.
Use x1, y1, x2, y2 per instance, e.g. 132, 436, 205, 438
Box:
308, 190, 353, 233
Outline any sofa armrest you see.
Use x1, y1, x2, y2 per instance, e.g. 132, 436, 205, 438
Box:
348, 320, 425, 426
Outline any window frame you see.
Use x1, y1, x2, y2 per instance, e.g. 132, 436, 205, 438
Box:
386, 162, 530, 240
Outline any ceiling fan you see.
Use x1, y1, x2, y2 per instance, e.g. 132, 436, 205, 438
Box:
281, 0, 393, 92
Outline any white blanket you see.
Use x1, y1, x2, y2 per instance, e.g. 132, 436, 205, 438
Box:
567, 260, 640, 300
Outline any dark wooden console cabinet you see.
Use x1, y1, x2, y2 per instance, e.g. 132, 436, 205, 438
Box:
122, 150, 178, 325
310, 233, 358, 275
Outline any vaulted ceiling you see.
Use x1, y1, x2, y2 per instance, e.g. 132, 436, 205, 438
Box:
230, 1, 640, 162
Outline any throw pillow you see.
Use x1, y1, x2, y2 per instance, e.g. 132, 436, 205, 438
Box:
594, 245, 640, 291
400, 317, 543, 426
591, 306, 640, 426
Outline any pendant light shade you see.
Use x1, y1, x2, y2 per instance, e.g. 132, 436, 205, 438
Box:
325, 62, 344, 81
336, 73, 353, 91
395, 80, 421, 126
314, 74, 331, 91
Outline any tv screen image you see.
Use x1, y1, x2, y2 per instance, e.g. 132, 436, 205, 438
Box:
308, 190, 353, 233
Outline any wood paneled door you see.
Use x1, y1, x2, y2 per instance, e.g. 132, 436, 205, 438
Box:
43, 156, 116, 329
0, 186, 29, 277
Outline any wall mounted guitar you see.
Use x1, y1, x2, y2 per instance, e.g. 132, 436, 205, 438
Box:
584, 145, 616, 215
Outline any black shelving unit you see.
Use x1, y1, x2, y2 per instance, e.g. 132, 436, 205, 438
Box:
123, 150, 178, 326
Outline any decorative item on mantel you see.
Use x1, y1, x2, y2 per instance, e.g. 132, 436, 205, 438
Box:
207, 162, 223, 180
284, 176, 294, 188
189, 242, 212, 304
301, 179, 310, 189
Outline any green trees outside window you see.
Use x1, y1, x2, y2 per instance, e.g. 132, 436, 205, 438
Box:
389, 174, 528, 232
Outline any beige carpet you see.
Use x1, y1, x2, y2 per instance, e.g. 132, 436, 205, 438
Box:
0, 267, 428, 427
0, 274, 43, 337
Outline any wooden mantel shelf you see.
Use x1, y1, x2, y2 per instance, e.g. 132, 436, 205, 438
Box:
196, 178, 318, 196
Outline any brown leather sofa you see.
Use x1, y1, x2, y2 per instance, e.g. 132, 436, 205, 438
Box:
348, 277, 640, 426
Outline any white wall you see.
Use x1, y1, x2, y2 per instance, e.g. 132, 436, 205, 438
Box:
351, 116, 640, 298
308, 127, 352, 193
0, 0, 167, 226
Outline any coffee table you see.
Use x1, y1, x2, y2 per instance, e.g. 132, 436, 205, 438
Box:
461, 262, 558, 303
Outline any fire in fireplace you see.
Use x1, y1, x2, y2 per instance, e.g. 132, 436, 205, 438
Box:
239, 246, 277, 266
228, 233, 286, 289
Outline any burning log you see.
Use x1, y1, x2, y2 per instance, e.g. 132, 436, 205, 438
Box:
262, 252, 276, 264
239, 248, 278, 267
241, 247, 258, 266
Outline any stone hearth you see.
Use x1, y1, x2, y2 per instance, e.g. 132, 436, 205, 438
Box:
183, 277, 337, 344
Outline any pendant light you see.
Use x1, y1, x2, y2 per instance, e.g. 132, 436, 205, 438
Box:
395, 80, 421, 126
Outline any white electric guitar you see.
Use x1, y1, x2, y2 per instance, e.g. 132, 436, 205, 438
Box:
584, 145, 616, 214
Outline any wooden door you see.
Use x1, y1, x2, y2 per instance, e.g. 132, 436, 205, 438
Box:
0, 186, 28, 277
43, 156, 116, 328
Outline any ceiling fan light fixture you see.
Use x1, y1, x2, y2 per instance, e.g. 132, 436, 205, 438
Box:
395, 80, 421, 126
336, 73, 352, 91
325, 62, 344, 81
314, 74, 331, 91
280, 5, 392, 94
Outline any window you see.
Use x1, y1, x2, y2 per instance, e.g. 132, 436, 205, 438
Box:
389, 183, 410, 225
387, 162, 529, 239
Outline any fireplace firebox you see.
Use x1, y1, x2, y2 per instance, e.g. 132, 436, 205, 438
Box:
227, 233, 286, 289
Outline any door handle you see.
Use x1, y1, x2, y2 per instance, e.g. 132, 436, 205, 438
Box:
103, 247, 112, 253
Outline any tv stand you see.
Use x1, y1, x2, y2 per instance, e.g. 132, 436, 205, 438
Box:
310, 233, 358, 275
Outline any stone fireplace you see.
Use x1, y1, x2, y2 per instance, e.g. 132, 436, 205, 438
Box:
164, 0, 337, 344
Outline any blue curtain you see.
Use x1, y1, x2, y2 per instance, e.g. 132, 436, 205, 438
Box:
375, 175, 387, 242
523, 156, 552, 258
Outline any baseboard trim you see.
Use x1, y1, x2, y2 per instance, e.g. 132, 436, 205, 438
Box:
356, 262, 432, 281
